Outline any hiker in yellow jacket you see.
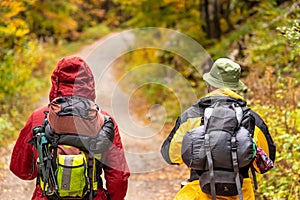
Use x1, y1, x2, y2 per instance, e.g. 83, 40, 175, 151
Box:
161, 58, 276, 200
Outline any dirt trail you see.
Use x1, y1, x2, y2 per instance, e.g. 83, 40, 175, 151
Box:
0, 35, 189, 200
0, 144, 36, 199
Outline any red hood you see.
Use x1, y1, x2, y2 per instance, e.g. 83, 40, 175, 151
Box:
49, 56, 96, 102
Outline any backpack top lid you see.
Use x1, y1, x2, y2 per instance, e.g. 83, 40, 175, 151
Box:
48, 96, 103, 136
46, 96, 115, 154
204, 102, 243, 135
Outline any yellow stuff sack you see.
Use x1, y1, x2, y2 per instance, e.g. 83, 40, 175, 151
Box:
57, 153, 88, 197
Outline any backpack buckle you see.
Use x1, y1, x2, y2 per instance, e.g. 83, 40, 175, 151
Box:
231, 136, 237, 151
231, 144, 237, 151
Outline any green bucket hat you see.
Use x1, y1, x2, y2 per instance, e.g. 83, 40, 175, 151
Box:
203, 58, 247, 91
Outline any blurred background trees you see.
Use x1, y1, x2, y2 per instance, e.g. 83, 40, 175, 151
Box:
0, 0, 299, 199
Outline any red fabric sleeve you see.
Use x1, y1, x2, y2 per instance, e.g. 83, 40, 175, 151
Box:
101, 115, 130, 200
10, 113, 38, 180
10, 106, 48, 180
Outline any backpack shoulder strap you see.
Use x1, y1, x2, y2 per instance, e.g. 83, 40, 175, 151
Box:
232, 103, 243, 127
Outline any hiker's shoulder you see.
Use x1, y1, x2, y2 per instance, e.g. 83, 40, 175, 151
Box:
99, 109, 113, 118
248, 109, 267, 127
33, 105, 49, 114
30, 105, 48, 121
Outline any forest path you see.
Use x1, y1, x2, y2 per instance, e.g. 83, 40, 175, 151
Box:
0, 32, 189, 200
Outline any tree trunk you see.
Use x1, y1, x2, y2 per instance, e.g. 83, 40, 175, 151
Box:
200, 0, 221, 39
224, 0, 234, 32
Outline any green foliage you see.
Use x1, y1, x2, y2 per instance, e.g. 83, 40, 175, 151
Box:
69, 0, 108, 30
0, 43, 42, 106
247, 66, 300, 199
25, 0, 108, 43
0, 1, 29, 56
277, 19, 300, 60
209, 25, 252, 58
0, 114, 18, 146
0, 0, 44, 144
25, 0, 79, 41
108, 0, 204, 41
0, 0, 42, 113
251, 103, 300, 200
79, 24, 110, 42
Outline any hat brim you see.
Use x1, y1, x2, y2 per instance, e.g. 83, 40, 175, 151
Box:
203, 73, 247, 91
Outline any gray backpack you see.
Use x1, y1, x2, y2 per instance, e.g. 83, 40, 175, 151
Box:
181, 101, 256, 200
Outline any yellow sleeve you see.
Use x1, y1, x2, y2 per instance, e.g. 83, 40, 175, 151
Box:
169, 117, 202, 164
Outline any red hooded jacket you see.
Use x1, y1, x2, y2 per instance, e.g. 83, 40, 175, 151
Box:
10, 56, 130, 200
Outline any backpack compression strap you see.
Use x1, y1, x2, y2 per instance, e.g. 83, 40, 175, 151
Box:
203, 106, 216, 200
204, 133, 216, 200
231, 104, 243, 200
231, 135, 243, 200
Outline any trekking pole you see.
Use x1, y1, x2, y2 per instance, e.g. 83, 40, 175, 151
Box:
43, 145, 58, 192
33, 126, 47, 180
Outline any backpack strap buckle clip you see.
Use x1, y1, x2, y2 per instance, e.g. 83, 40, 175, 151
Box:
231, 136, 238, 151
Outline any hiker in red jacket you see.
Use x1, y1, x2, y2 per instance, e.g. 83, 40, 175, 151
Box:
10, 56, 130, 200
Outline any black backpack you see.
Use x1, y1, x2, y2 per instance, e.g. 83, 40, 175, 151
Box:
181, 101, 256, 200
29, 96, 115, 200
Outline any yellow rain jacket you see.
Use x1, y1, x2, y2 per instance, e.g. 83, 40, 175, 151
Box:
161, 89, 276, 200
